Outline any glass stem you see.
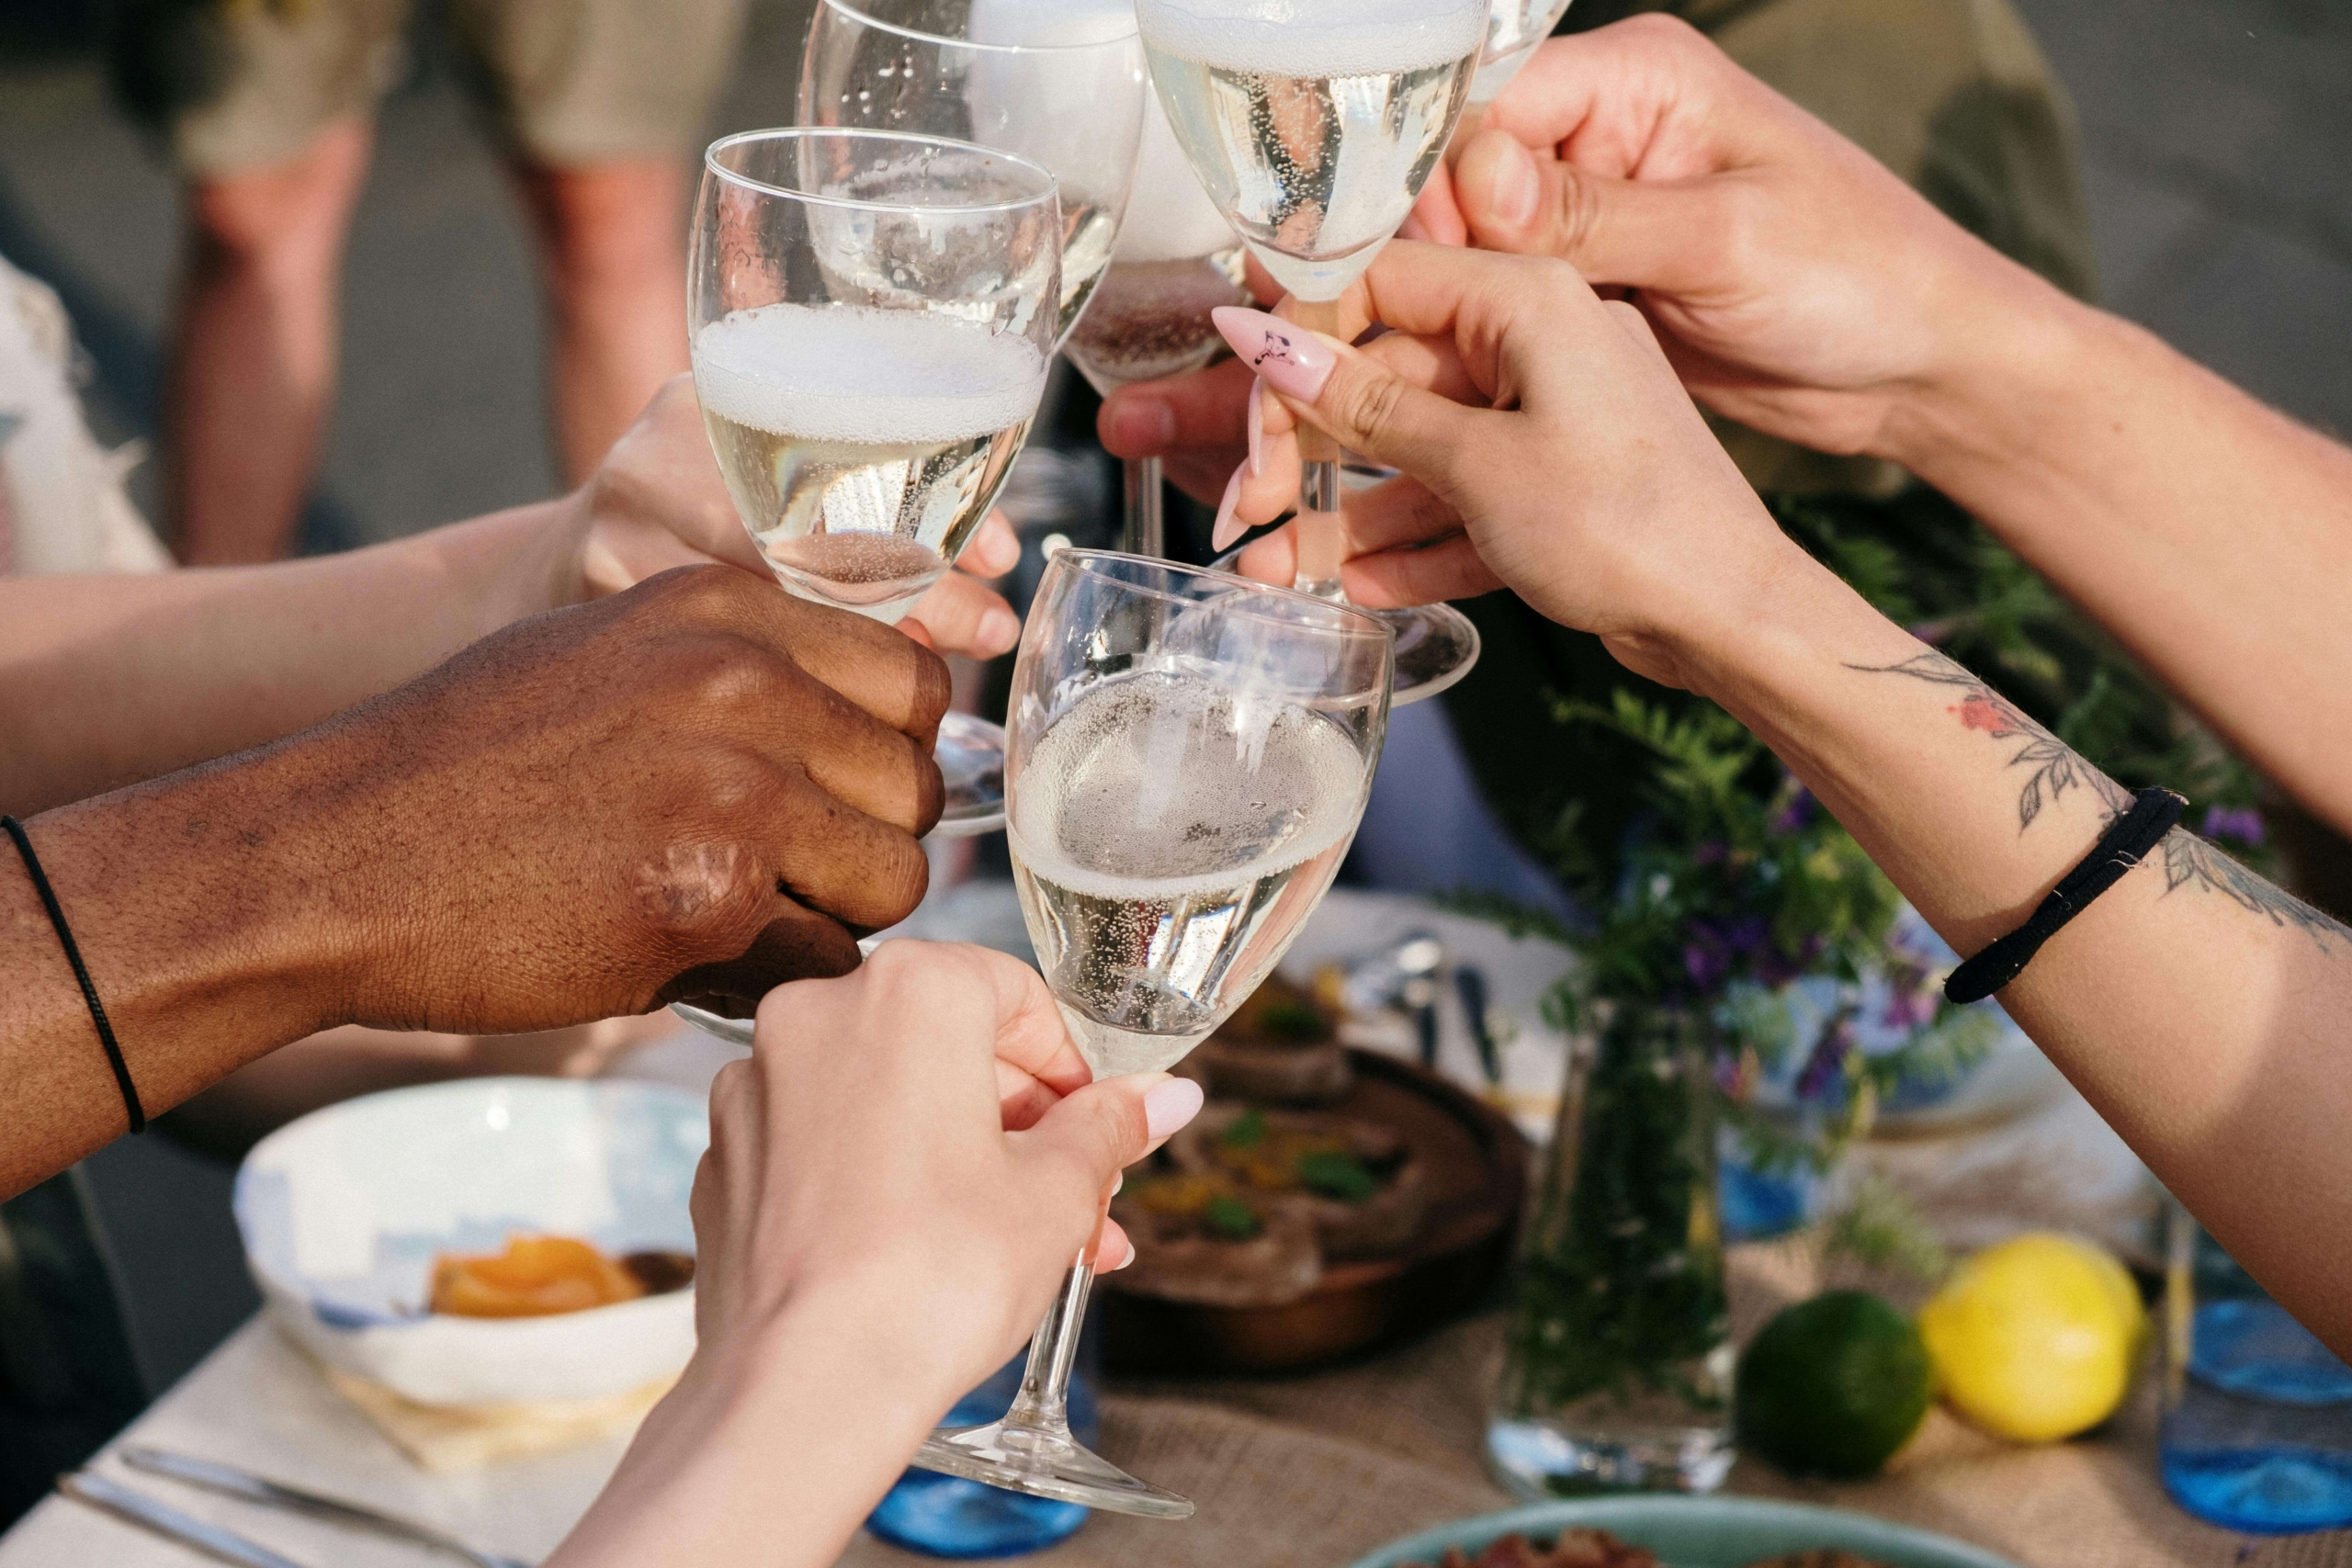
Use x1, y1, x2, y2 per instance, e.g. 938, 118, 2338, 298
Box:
1001, 1256, 1094, 1435
1290, 297, 1347, 601
1123, 455, 1166, 558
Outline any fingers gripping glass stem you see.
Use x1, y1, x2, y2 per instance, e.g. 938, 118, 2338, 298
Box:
1290, 298, 1349, 599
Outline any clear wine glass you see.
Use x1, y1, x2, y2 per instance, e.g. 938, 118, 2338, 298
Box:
1063, 88, 1250, 556
799, 0, 1149, 828
1468, 0, 1575, 108
1136, 0, 1489, 705
801, 0, 1149, 346
910, 547, 1393, 1517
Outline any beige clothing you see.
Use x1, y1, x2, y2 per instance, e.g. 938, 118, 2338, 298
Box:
112, 0, 751, 175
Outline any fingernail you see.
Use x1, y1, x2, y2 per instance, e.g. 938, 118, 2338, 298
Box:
1492, 139, 1541, 228
1211, 463, 1248, 553
1246, 378, 1265, 477
1212, 307, 1335, 402
1106, 1234, 1136, 1270
978, 605, 1020, 654
1112, 1172, 1124, 1197
1143, 1076, 1204, 1140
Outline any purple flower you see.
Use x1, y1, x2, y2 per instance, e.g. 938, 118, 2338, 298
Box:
2201, 806, 2266, 848
1769, 788, 1817, 835
1683, 940, 1730, 992
1794, 1014, 1857, 1101
1692, 840, 1730, 867
1755, 932, 1824, 987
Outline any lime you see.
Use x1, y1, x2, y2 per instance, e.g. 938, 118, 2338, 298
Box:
1736, 1291, 1934, 1478
1917, 1232, 2143, 1443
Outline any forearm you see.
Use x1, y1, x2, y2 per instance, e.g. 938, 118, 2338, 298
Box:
1688, 562, 2352, 1353
550, 1292, 958, 1568
0, 500, 580, 816
0, 756, 355, 1196
1883, 277, 2352, 837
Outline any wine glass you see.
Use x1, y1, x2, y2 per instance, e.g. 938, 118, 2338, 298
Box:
1064, 87, 1251, 556
801, 0, 1150, 346
1136, 0, 1489, 705
909, 547, 1394, 1517
1468, 0, 1575, 108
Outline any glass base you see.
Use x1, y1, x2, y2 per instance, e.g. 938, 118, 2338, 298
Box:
1376, 601, 1480, 706
910, 1421, 1195, 1520
1486, 1416, 1735, 1499
934, 711, 1006, 837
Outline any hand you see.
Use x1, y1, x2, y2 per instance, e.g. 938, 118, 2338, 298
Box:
1404, 17, 2058, 463
548, 942, 1203, 1568
694, 942, 1202, 1393
1210, 244, 1817, 692
290, 564, 952, 1031
557, 377, 1025, 660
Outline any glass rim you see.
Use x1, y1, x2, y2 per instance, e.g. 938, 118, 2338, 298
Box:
1050, 547, 1396, 647
703, 127, 1059, 215
818, 0, 1139, 54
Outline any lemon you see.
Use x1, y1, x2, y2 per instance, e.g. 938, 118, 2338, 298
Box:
1736, 1292, 1934, 1479
1917, 1232, 2145, 1443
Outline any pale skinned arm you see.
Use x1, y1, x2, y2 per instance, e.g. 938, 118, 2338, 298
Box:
1, 378, 1022, 817
1399, 17, 2352, 839
548, 944, 1203, 1568
1208, 243, 2352, 1355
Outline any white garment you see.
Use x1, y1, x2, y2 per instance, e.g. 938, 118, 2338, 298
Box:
0, 254, 170, 577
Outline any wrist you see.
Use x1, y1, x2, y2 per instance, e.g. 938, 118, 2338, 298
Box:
443, 498, 591, 638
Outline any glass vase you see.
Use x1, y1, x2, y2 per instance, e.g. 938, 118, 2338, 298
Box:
1487, 1002, 1736, 1496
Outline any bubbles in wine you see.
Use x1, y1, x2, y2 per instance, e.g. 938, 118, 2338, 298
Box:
693, 302, 1046, 446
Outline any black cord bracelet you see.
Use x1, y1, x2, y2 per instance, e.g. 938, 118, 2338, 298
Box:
4, 816, 145, 1134
1944, 786, 2188, 1006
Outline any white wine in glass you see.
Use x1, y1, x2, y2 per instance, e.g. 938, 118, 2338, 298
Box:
910, 548, 1392, 1518
695, 302, 1046, 619
1136, 0, 1488, 705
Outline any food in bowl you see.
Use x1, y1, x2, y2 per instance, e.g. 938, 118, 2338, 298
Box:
1192, 973, 1352, 1104
1109, 1102, 1430, 1306
429, 1235, 695, 1318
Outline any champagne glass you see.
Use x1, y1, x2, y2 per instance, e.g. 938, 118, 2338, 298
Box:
1136, 0, 1488, 705
1467, 0, 1574, 110
801, 0, 1149, 345
910, 548, 1393, 1516
1064, 88, 1251, 556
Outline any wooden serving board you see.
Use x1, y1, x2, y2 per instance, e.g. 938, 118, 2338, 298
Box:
1102, 1049, 1532, 1375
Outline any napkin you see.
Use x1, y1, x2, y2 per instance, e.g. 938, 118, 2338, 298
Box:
320, 1361, 675, 1472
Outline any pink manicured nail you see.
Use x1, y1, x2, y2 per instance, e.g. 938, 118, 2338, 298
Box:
1143, 1076, 1204, 1140
1246, 378, 1265, 477
1212, 307, 1336, 402
1211, 463, 1247, 553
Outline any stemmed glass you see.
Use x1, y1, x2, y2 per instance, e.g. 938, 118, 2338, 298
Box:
1063, 91, 1250, 556
909, 548, 1393, 1517
1467, 0, 1575, 108
1136, 0, 1490, 704
799, 0, 1149, 825
666, 128, 1058, 1041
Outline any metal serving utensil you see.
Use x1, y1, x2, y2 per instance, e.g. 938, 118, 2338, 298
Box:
59, 1471, 312, 1568
118, 1448, 532, 1568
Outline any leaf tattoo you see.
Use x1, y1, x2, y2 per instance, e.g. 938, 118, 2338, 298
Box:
2161, 829, 2350, 949
1849, 652, 2131, 832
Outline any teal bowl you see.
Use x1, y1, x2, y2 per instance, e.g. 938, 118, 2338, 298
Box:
1344, 1497, 2022, 1568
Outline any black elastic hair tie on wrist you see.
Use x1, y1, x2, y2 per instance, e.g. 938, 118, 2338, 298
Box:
4, 816, 145, 1134
1944, 786, 2187, 1006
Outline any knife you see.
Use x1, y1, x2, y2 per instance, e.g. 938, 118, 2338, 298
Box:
1395, 932, 1445, 1071
119, 1448, 532, 1568
59, 1471, 313, 1568
1456, 964, 1501, 1088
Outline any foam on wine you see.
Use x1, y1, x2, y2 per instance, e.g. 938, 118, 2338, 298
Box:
693, 302, 1046, 446
1136, 0, 1485, 78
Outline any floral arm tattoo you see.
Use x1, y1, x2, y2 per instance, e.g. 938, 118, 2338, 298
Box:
1850, 651, 2349, 952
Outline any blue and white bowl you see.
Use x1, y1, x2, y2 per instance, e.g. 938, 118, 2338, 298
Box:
233, 1077, 707, 1407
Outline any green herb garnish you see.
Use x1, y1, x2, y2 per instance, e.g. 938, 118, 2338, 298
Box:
1218, 1108, 1267, 1149
1259, 1000, 1329, 1042
1296, 1149, 1380, 1202
1204, 1194, 1262, 1240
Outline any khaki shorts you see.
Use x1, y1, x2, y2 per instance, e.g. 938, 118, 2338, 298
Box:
111, 0, 751, 176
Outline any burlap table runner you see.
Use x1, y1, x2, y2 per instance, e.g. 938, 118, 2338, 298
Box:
839, 1243, 2352, 1568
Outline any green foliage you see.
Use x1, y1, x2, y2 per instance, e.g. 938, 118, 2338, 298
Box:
1295, 1149, 1379, 1202
1203, 1194, 1261, 1241
1819, 1174, 1950, 1283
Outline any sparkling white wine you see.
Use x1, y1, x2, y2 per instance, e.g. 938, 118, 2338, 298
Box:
1137, 0, 1484, 300
1008, 671, 1367, 1077
1057, 200, 1120, 341
693, 302, 1046, 619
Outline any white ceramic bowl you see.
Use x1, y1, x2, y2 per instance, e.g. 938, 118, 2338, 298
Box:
233, 1077, 707, 1407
